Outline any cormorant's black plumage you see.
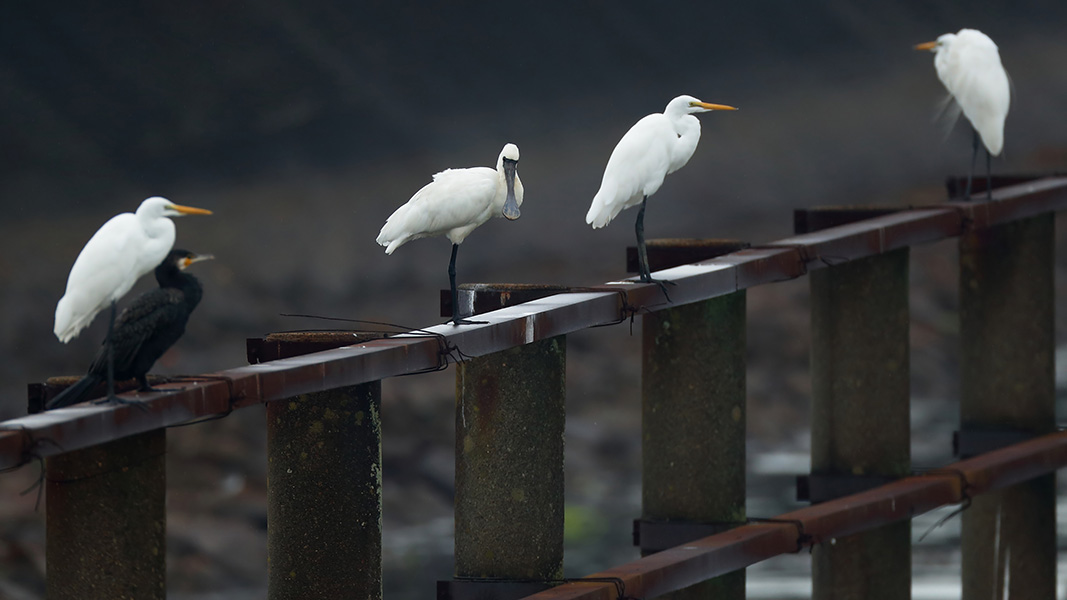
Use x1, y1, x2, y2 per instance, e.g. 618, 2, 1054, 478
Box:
46, 249, 210, 409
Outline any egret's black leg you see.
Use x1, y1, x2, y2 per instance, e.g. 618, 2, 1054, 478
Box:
633, 197, 674, 301
448, 243, 486, 326
105, 302, 117, 402
964, 128, 979, 201
985, 147, 993, 201
635, 198, 651, 283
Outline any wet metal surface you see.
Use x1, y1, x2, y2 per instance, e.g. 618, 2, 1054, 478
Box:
944, 173, 1062, 199
521, 431, 1067, 600
4, 177, 1066, 470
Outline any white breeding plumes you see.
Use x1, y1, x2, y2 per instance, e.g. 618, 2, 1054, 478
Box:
916, 29, 1010, 199
376, 143, 523, 325
54, 197, 213, 343
586, 95, 736, 283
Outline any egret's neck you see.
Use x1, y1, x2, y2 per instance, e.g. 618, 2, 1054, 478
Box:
668, 114, 702, 172
139, 211, 175, 239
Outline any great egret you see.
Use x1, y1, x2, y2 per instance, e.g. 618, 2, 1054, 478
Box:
915, 29, 1010, 201
54, 197, 213, 343
376, 143, 523, 325
47, 250, 214, 409
586, 95, 737, 286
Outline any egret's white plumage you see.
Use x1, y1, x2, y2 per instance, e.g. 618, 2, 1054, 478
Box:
54, 197, 213, 343
586, 95, 736, 283
917, 29, 1010, 156
376, 143, 523, 324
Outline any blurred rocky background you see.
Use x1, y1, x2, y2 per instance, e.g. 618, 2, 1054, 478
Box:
1, 1, 1067, 598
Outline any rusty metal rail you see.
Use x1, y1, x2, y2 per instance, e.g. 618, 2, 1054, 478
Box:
1, 177, 1065, 472
521, 430, 1067, 600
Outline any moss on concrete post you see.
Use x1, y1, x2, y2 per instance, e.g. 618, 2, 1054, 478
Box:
455, 336, 565, 580
46, 430, 166, 600
642, 291, 747, 599
959, 214, 1056, 599
810, 249, 910, 600
267, 382, 383, 600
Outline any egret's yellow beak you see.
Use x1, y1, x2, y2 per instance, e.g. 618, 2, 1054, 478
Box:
170, 204, 213, 216
914, 41, 938, 51
691, 102, 738, 111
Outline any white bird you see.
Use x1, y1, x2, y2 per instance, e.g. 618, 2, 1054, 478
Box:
586, 95, 737, 286
54, 197, 212, 400
915, 29, 1010, 200
377, 143, 523, 325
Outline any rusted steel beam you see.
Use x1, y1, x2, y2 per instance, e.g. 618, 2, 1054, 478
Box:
640, 240, 747, 600
520, 431, 1067, 600
959, 213, 1056, 599
5, 177, 1066, 472
46, 429, 166, 600
945, 172, 1063, 199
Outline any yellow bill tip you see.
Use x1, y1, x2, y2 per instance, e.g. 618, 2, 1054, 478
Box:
914, 41, 938, 51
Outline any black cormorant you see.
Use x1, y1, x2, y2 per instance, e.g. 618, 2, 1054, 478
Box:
47, 249, 213, 409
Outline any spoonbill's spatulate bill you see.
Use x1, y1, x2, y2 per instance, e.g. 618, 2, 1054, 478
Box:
586, 95, 737, 287
54, 197, 212, 402
376, 143, 523, 325
48, 250, 214, 409
915, 29, 1010, 201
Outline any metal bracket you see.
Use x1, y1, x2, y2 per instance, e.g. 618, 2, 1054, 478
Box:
436, 579, 553, 600
625, 238, 749, 273
440, 284, 572, 319
246, 331, 381, 363
954, 428, 1039, 459
632, 518, 739, 554
796, 473, 899, 504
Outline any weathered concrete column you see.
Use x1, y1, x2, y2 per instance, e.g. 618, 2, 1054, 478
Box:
454, 336, 566, 583
642, 290, 747, 599
959, 214, 1056, 599
267, 382, 383, 600
46, 430, 166, 600
810, 249, 911, 600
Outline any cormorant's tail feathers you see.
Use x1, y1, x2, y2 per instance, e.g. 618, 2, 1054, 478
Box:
46, 374, 104, 409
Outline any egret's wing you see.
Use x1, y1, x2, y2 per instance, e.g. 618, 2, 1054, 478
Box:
588, 116, 672, 227
55, 213, 144, 341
